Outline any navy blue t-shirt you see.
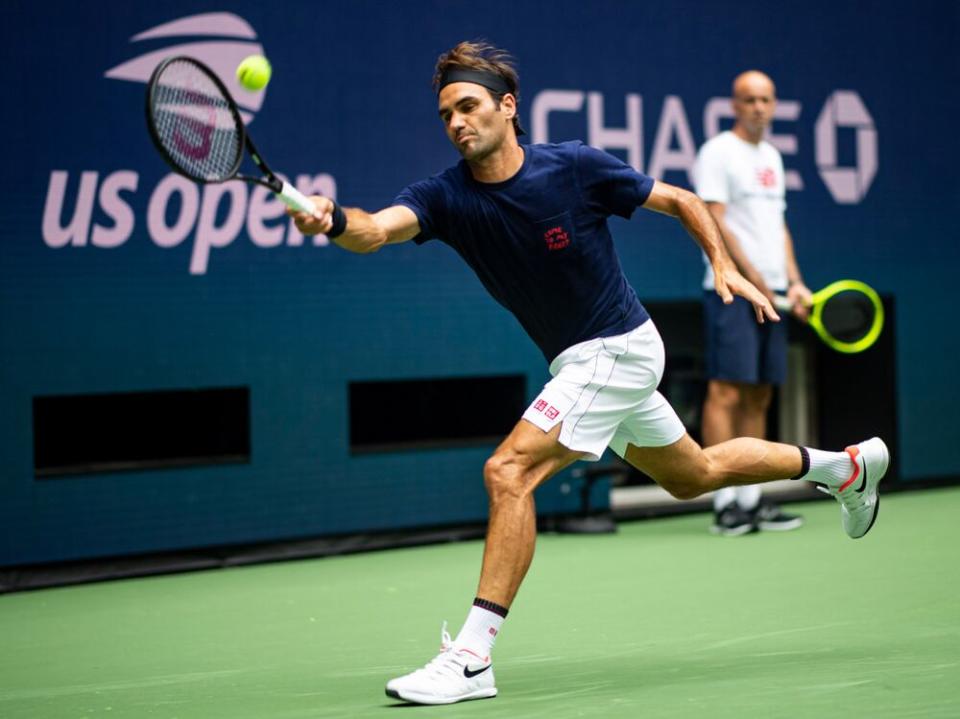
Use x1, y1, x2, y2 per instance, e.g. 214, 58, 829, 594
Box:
394, 141, 654, 362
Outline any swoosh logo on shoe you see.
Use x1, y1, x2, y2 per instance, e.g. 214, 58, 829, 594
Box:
463, 664, 491, 679
839, 447, 861, 492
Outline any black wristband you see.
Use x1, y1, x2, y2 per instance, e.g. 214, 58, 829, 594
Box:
328, 202, 347, 238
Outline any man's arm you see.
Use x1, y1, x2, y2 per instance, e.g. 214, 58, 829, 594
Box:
784, 222, 813, 320
703, 202, 774, 303
642, 181, 779, 323
287, 199, 421, 253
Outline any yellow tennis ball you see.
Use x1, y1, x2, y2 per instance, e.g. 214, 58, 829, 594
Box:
236, 55, 272, 91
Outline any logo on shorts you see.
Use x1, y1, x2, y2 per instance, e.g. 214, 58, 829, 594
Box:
533, 399, 548, 412
545, 406, 560, 420
544, 226, 570, 251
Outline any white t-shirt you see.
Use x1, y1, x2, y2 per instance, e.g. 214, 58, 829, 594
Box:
694, 131, 787, 291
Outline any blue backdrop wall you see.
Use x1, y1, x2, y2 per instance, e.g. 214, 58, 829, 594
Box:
2, 0, 957, 565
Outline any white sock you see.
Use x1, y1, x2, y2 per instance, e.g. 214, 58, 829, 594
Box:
800, 447, 855, 488
454, 604, 504, 660
736, 484, 761, 511
713, 487, 736, 511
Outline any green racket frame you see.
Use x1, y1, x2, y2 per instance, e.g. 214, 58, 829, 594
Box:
804, 279, 885, 354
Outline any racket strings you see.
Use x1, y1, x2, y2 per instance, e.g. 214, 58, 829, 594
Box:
820, 291, 875, 343
150, 59, 242, 181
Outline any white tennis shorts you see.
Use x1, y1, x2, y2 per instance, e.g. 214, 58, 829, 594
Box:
522, 320, 686, 461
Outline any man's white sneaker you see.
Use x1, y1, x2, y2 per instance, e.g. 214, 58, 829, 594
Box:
385, 622, 497, 705
822, 437, 889, 539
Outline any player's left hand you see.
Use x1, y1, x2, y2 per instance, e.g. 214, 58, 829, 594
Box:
787, 282, 813, 322
715, 265, 780, 324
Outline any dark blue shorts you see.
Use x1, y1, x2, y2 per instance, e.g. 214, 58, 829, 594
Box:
703, 292, 787, 385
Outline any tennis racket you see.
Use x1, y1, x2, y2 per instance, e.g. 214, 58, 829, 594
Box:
145, 56, 315, 214
774, 279, 884, 354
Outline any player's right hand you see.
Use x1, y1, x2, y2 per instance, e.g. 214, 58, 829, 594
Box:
286, 195, 334, 236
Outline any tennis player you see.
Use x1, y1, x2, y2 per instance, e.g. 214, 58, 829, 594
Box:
289, 41, 890, 706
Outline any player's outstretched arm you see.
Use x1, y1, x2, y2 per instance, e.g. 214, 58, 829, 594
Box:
287, 200, 421, 254
641, 181, 779, 323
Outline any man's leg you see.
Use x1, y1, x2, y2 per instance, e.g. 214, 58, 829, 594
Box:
624, 435, 889, 504
622, 432, 888, 539
703, 380, 801, 531
702, 289, 772, 529
475, 420, 584, 606
626, 432, 801, 500
702, 379, 748, 447
702, 380, 773, 533
733, 383, 772, 438
735, 383, 804, 530
733, 384, 770, 512
386, 419, 583, 705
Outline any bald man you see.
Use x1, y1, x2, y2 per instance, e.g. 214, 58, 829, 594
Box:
694, 71, 814, 535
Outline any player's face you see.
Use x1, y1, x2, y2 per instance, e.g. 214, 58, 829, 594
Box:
438, 83, 513, 161
732, 74, 776, 135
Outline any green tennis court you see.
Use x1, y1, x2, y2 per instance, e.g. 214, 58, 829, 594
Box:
2, 487, 958, 719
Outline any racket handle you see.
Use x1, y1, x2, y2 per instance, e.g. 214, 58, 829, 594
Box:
276, 181, 317, 214
773, 294, 792, 312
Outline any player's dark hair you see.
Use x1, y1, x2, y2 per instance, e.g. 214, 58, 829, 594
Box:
433, 40, 522, 136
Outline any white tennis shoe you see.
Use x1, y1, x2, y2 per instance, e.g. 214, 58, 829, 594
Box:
820, 437, 889, 539
385, 622, 497, 705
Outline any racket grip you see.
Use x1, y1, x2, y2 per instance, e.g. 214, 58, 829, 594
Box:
773, 295, 792, 312
276, 181, 317, 214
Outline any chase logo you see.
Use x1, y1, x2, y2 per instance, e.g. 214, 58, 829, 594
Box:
104, 12, 266, 124
815, 91, 877, 205
532, 88, 878, 204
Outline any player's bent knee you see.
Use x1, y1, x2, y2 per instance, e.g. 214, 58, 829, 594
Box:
482, 453, 528, 502
625, 435, 714, 501
659, 478, 704, 501
655, 461, 717, 500
700, 446, 735, 488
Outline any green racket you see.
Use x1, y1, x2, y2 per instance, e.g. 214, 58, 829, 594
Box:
774, 279, 884, 354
